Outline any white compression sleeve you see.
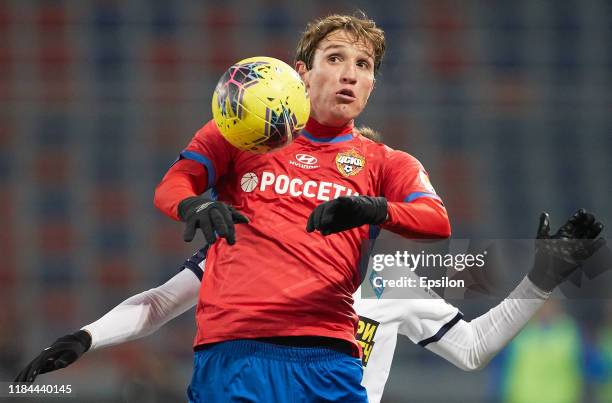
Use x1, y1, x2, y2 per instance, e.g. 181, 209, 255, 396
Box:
81, 269, 200, 350
425, 276, 551, 371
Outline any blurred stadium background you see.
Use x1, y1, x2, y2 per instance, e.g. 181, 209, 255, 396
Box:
1, 0, 611, 402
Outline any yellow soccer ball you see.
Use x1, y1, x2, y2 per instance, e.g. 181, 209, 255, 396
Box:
212, 56, 310, 153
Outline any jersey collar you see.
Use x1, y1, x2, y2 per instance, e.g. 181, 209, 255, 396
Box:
300, 118, 354, 143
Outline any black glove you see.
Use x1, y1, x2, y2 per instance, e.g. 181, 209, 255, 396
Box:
306, 196, 387, 236
15, 330, 91, 383
528, 209, 605, 292
178, 196, 249, 245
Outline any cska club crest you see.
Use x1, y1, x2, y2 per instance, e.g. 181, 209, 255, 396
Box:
335, 150, 366, 177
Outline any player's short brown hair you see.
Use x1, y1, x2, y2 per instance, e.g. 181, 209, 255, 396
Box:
356, 126, 382, 142
295, 12, 386, 74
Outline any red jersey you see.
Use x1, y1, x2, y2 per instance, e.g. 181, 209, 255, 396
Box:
154, 118, 450, 352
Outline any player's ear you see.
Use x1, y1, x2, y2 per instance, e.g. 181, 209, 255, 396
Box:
295, 61, 310, 89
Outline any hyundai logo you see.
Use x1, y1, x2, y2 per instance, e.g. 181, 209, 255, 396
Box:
295, 154, 318, 165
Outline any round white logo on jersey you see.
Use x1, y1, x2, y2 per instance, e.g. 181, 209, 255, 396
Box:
241, 172, 259, 192
295, 154, 318, 165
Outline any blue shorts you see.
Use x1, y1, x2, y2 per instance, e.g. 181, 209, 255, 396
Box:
187, 339, 368, 403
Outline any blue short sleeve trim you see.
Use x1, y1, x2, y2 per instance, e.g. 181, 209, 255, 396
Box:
180, 150, 216, 188
404, 192, 441, 203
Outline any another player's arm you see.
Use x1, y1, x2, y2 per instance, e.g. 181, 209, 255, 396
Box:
407, 210, 605, 371
307, 148, 450, 237
83, 267, 201, 350
421, 276, 547, 371
14, 255, 204, 383
154, 121, 247, 245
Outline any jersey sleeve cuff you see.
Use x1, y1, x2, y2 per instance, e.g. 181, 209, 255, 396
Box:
512, 276, 552, 300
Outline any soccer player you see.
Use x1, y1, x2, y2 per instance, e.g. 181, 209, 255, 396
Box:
153, 13, 450, 401
15, 210, 606, 403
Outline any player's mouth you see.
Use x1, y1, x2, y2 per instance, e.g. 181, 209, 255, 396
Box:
335, 88, 356, 102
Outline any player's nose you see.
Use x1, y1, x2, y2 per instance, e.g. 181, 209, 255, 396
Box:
340, 63, 357, 84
